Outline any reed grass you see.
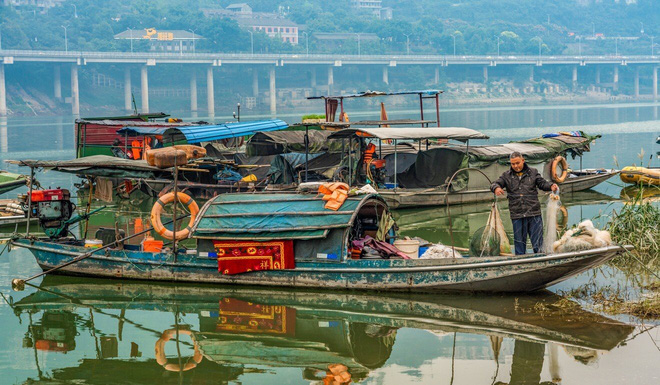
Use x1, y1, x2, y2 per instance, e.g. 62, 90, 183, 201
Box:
607, 188, 660, 269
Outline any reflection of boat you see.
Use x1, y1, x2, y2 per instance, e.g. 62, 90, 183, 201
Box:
620, 185, 660, 203
13, 277, 633, 375
13, 192, 632, 292
619, 166, 660, 186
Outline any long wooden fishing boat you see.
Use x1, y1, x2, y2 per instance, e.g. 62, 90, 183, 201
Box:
11, 192, 632, 293
328, 127, 617, 209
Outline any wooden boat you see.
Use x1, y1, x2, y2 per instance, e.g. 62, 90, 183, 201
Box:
11, 276, 632, 382
619, 166, 660, 186
328, 127, 617, 208
12, 192, 632, 293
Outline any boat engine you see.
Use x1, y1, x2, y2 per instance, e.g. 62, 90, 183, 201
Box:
30, 189, 74, 239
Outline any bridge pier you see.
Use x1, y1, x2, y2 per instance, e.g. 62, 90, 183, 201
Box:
613, 66, 619, 92
207, 66, 215, 116
252, 68, 259, 97
310, 67, 316, 89
71, 65, 80, 116
0, 64, 6, 117
483, 66, 488, 83
595, 67, 601, 84
54, 65, 62, 100
190, 69, 198, 112
434, 67, 440, 84
572, 66, 578, 91
654, 66, 658, 101
327, 66, 334, 94
269, 67, 277, 116
634, 67, 639, 99
382, 66, 389, 85
365, 68, 371, 84
124, 67, 132, 111
529, 66, 534, 82
140, 66, 149, 113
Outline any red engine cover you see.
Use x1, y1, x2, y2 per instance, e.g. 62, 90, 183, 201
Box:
31, 189, 70, 202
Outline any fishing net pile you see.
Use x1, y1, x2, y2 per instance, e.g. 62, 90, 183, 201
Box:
420, 244, 462, 259
542, 193, 561, 253
552, 220, 613, 253
469, 203, 511, 257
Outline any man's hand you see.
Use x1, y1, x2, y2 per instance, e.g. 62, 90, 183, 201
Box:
551, 184, 559, 192
494, 187, 505, 196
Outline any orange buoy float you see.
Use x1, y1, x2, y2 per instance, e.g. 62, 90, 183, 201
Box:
154, 328, 203, 372
150, 192, 199, 241
551, 156, 569, 183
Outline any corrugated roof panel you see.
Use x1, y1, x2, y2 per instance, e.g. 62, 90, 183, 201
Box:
163, 119, 288, 144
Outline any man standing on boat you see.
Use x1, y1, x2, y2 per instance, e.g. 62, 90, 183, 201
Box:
491, 152, 558, 255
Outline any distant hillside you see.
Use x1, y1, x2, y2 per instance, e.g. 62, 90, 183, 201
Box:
0, 0, 655, 55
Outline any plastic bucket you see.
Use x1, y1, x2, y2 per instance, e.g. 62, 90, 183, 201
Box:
393, 239, 420, 259
84, 239, 103, 249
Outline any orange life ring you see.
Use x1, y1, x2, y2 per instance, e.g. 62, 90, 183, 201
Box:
551, 156, 568, 183
150, 192, 199, 241
154, 328, 203, 372
557, 204, 568, 230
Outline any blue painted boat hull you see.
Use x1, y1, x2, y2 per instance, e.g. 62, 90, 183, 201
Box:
13, 239, 631, 293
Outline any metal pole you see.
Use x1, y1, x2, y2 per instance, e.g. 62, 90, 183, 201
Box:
435, 93, 440, 127
172, 162, 178, 261
304, 126, 309, 182
418, 93, 424, 127
61, 25, 68, 53
25, 167, 35, 236
248, 30, 253, 54
394, 139, 398, 191
129, 28, 133, 52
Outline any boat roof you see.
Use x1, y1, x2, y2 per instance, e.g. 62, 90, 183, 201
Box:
80, 112, 170, 121
116, 126, 171, 136
192, 193, 386, 241
308, 89, 443, 100
7, 155, 168, 178
163, 119, 288, 144
328, 127, 489, 141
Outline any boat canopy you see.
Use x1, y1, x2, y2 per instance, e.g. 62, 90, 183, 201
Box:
308, 89, 443, 100
8, 155, 167, 178
163, 119, 288, 145
246, 130, 342, 156
116, 126, 170, 136
192, 193, 386, 241
328, 127, 489, 141
467, 131, 601, 165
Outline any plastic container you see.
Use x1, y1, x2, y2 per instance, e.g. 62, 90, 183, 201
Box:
393, 239, 420, 259
418, 246, 429, 258
384, 183, 398, 189
84, 239, 103, 248
141, 237, 164, 252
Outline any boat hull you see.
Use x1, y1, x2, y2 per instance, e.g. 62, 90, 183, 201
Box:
379, 171, 616, 208
13, 239, 629, 293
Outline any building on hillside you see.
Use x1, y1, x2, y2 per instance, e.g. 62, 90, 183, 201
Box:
350, 0, 392, 19
238, 18, 299, 44
114, 29, 204, 52
226, 3, 252, 15
2, 0, 66, 12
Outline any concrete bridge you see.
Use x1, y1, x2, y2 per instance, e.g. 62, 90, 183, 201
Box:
1, 49, 658, 116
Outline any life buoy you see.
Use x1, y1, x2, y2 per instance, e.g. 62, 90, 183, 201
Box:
551, 156, 568, 183
150, 192, 199, 241
154, 328, 203, 372
557, 204, 568, 230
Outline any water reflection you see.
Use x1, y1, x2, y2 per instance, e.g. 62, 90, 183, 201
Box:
8, 276, 633, 384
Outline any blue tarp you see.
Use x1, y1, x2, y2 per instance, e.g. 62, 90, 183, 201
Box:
163, 119, 288, 144
116, 126, 170, 136
192, 193, 380, 240
308, 89, 442, 99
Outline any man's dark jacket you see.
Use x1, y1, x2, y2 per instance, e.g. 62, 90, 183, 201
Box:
490, 164, 553, 219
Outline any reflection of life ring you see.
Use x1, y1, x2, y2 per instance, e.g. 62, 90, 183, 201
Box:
551, 156, 568, 183
150, 192, 199, 241
557, 204, 568, 230
154, 328, 203, 372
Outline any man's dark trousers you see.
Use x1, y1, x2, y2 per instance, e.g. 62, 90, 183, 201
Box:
512, 215, 543, 255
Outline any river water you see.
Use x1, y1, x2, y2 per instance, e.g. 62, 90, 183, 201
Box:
0, 103, 659, 384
